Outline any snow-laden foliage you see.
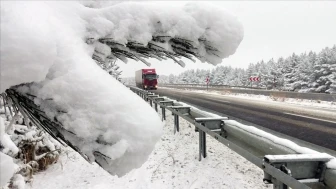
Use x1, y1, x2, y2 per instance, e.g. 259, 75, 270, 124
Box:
85, 2, 244, 67
121, 77, 135, 86
0, 1, 244, 93
0, 95, 62, 188
1, 1, 243, 177
94, 57, 123, 82
164, 45, 336, 93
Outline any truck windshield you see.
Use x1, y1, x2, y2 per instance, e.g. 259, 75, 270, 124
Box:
144, 74, 157, 80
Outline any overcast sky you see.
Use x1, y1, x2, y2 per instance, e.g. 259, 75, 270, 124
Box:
119, 1, 336, 77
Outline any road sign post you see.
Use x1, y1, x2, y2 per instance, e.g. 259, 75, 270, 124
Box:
206, 76, 209, 91
249, 76, 260, 88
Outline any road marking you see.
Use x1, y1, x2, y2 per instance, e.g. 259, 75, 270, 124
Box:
221, 101, 231, 104
283, 112, 336, 124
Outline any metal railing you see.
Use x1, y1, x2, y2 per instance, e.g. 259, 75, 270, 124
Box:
130, 86, 336, 189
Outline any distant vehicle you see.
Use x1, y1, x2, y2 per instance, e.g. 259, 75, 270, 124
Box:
135, 69, 159, 90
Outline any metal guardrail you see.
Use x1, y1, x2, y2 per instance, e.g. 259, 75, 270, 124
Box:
130, 86, 336, 189
160, 84, 336, 102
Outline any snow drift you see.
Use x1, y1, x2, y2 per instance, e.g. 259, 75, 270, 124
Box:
0, 1, 244, 176
0, 152, 16, 187
0, 117, 17, 187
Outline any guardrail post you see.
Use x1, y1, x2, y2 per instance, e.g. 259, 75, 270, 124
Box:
168, 106, 191, 134
154, 102, 158, 112
153, 97, 165, 113
263, 154, 333, 189
273, 179, 287, 189
198, 124, 207, 161
145, 92, 151, 101
195, 117, 228, 161
174, 114, 179, 134
199, 131, 202, 161
159, 100, 174, 121
147, 95, 159, 107
162, 107, 166, 121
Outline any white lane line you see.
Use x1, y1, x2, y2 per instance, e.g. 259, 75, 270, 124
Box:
284, 112, 336, 124
194, 93, 232, 103
221, 101, 231, 103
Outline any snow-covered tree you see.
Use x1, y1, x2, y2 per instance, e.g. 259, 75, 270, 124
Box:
312, 46, 336, 92
121, 77, 135, 86
157, 75, 169, 84
168, 74, 176, 84
166, 45, 336, 93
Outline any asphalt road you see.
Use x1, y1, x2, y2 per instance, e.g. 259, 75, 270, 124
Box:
161, 84, 336, 102
154, 88, 336, 153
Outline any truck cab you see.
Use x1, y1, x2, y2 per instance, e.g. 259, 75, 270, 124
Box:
135, 69, 159, 90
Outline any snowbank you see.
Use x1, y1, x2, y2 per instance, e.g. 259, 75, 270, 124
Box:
26, 109, 271, 189
0, 116, 19, 156
0, 152, 15, 187
1, 1, 243, 176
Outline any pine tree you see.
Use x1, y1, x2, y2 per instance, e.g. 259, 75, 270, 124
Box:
168, 74, 175, 84
167, 45, 336, 93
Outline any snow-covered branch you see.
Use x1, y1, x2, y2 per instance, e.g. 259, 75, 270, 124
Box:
1, 0, 244, 181
1, 95, 62, 188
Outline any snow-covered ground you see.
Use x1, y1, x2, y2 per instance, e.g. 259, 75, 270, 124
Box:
26, 103, 271, 189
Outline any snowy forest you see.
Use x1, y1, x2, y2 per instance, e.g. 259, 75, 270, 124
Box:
159, 45, 336, 93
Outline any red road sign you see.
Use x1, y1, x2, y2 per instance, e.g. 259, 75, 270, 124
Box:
206, 76, 210, 84
249, 76, 260, 81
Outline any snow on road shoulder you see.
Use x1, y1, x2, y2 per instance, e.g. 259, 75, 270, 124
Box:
169, 88, 336, 110
27, 104, 271, 189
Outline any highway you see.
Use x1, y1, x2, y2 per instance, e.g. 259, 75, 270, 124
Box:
161, 84, 336, 102
154, 88, 336, 153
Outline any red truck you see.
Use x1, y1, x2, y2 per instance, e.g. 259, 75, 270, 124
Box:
135, 69, 159, 90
